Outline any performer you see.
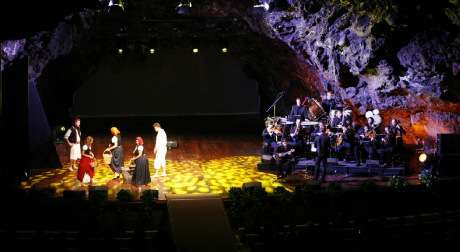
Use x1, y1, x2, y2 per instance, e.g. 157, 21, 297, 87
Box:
289, 118, 303, 148
262, 124, 279, 154
377, 127, 395, 166
273, 138, 295, 179
64, 117, 82, 171
337, 125, 360, 166
322, 91, 337, 114
105, 127, 123, 179
289, 97, 308, 121
130, 137, 151, 192
77, 136, 95, 184
389, 118, 406, 164
153, 122, 167, 177
314, 124, 331, 183
361, 125, 377, 160
331, 110, 343, 129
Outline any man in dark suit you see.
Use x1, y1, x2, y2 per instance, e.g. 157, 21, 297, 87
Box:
289, 97, 308, 121
314, 124, 331, 183
273, 138, 295, 179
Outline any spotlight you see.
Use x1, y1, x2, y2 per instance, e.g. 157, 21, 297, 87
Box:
253, 1, 269, 11
117, 48, 123, 54
191, 36, 199, 53
419, 153, 427, 163
109, 0, 125, 11
149, 48, 155, 54
221, 47, 228, 53
176, 1, 192, 15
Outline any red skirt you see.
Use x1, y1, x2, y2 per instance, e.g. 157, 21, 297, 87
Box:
77, 156, 94, 182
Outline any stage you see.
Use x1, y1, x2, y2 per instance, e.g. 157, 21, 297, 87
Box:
20, 130, 422, 200
21, 133, 290, 200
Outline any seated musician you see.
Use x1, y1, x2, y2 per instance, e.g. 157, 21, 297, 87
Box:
337, 125, 361, 166
377, 127, 396, 166
273, 138, 295, 179
289, 97, 308, 121
289, 118, 304, 150
262, 124, 278, 154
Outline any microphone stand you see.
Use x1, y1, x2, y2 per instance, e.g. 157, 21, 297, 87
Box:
265, 91, 285, 142
266, 91, 285, 118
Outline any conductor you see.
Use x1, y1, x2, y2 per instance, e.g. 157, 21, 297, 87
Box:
314, 123, 331, 183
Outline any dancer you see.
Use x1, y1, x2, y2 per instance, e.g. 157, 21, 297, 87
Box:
153, 122, 167, 177
130, 137, 151, 192
77, 136, 95, 184
105, 127, 124, 179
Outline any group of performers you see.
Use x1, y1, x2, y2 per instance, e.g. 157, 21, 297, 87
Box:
262, 91, 406, 181
64, 117, 168, 191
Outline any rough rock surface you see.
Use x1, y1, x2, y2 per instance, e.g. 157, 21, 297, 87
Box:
2, 0, 460, 145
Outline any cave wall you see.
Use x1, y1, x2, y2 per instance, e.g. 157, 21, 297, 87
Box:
2, 0, 460, 147
238, 0, 460, 144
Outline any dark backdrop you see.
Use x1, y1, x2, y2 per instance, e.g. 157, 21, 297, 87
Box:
72, 48, 260, 117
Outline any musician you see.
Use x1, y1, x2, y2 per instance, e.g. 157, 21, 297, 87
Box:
262, 124, 280, 153
337, 125, 361, 166
389, 118, 405, 164
331, 110, 343, 128
360, 125, 377, 160
314, 124, 331, 183
289, 97, 309, 121
273, 138, 295, 179
377, 127, 395, 166
289, 118, 303, 149
322, 91, 337, 114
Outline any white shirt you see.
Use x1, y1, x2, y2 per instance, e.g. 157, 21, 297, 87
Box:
112, 136, 118, 145
155, 128, 167, 149
64, 127, 80, 143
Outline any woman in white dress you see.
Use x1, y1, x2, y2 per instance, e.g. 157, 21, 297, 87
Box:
153, 122, 167, 177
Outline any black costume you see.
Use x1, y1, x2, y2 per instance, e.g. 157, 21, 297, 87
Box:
132, 145, 151, 185
314, 132, 331, 182
274, 143, 295, 178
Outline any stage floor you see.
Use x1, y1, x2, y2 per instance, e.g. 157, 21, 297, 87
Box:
21, 132, 420, 200
21, 133, 289, 200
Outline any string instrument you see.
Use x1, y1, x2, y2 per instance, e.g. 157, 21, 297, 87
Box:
365, 129, 377, 141
273, 149, 295, 160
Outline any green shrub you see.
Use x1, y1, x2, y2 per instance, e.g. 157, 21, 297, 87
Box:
388, 176, 408, 191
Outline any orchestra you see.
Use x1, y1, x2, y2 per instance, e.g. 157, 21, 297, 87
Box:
262, 91, 406, 181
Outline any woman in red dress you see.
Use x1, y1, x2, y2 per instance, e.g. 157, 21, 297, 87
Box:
77, 136, 95, 184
